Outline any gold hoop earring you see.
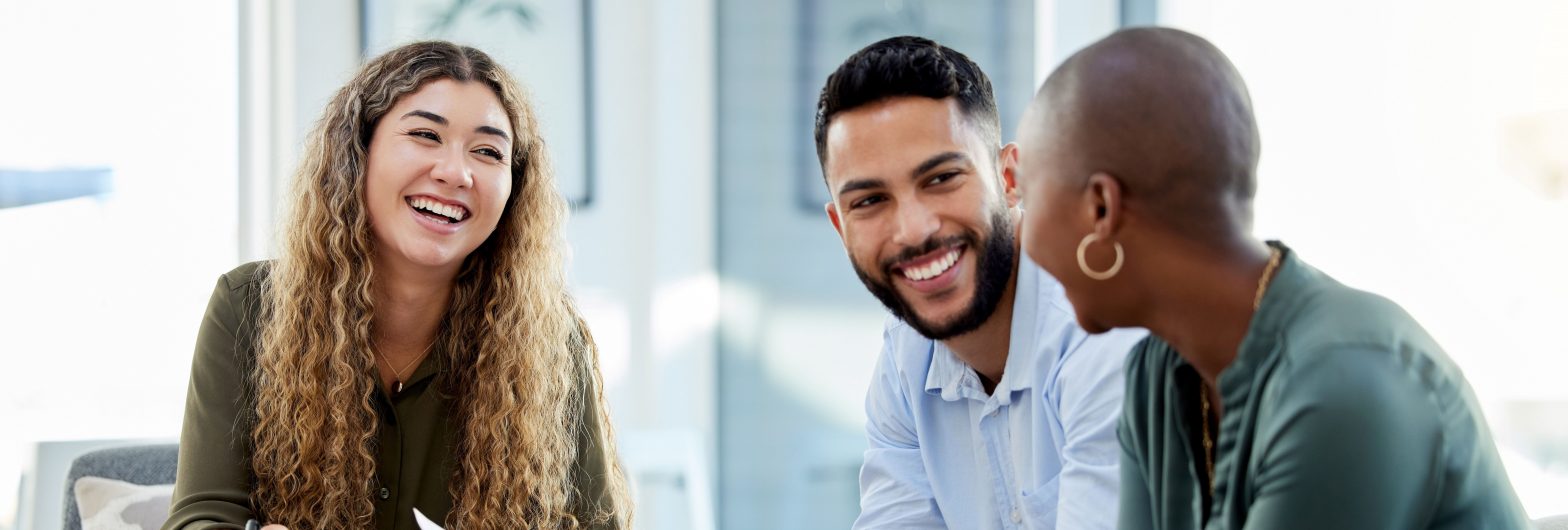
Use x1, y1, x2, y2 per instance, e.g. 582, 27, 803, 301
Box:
1077, 233, 1124, 280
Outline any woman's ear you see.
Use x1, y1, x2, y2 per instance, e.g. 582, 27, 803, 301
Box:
1085, 172, 1125, 238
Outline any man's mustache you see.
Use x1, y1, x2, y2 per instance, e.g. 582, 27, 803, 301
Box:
880, 234, 971, 274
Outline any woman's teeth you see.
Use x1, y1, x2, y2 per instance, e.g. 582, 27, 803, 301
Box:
408, 197, 468, 222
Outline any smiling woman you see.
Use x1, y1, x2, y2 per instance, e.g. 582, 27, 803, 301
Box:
163, 41, 631, 530
364, 79, 513, 273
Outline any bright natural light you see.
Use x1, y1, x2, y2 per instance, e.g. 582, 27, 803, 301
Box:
0, 1, 238, 528
1165, 0, 1568, 518
2, 1, 1564, 529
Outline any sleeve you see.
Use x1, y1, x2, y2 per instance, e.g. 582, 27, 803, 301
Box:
1052, 328, 1141, 530
1239, 346, 1444, 530
1116, 437, 1154, 530
852, 327, 945, 530
1115, 341, 1155, 530
567, 318, 629, 530
163, 274, 255, 530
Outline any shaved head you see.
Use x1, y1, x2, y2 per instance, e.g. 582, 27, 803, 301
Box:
1024, 27, 1260, 238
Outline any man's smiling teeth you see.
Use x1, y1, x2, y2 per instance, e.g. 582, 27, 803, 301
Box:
408, 197, 469, 222
902, 248, 960, 281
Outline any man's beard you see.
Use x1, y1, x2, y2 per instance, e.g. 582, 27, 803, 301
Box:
852, 209, 1017, 340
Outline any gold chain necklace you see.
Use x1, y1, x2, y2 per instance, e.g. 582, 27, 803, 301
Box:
373, 337, 437, 395
1200, 384, 1215, 493
1201, 245, 1282, 494
1253, 246, 1284, 311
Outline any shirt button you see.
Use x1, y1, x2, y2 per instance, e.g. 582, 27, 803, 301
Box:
379, 487, 390, 500
1011, 509, 1021, 523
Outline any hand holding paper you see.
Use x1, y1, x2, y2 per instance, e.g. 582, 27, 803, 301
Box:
414, 508, 445, 530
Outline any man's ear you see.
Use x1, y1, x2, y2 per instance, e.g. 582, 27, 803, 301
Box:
825, 201, 845, 238
999, 143, 1021, 208
1085, 172, 1125, 238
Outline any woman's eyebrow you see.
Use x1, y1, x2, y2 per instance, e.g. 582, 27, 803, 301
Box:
401, 109, 447, 125
402, 110, 509, 142
476, 125, 510, 142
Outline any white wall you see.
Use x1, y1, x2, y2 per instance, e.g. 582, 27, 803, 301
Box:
1034, 0, 1121, 84
568, 1, 720, 526
238, 0, 363, 263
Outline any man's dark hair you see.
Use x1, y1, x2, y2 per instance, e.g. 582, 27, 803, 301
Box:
814, 36, 1001, 171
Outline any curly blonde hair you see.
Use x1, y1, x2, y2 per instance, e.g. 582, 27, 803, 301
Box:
248, 41, 629, 529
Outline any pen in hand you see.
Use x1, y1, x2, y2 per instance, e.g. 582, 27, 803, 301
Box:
246, 520, 290, 530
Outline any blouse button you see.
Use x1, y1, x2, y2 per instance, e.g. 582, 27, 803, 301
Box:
379, 487, 391, 500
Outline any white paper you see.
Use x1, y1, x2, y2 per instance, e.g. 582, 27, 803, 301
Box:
413, 508, 446, 530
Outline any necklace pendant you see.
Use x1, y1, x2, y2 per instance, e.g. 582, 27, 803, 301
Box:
393, 379, 404, 394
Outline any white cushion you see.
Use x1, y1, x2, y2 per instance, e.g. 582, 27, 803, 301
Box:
73, 476, 174, 530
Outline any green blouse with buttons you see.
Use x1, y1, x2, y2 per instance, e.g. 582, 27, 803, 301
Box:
163, 262, 620, 530
1116, 242, 1530, 530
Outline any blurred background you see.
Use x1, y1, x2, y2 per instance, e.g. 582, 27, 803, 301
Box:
0, 0, 1564, 529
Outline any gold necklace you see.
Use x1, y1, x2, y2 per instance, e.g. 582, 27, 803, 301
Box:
1201, 245, 1282, 494
1200, 383, 1216, 494
374, 337, 437, 395
1253, 246, 1284, 310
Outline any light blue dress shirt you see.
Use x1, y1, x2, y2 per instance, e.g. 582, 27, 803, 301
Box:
854, 258, 1146, 530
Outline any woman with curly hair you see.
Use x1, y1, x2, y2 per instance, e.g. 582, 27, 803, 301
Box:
165, 41, 631, 530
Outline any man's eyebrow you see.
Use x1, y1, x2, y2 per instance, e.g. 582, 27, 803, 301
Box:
837, 177, 885, 197
911, 151, 969, 177
835, 152, 973, 198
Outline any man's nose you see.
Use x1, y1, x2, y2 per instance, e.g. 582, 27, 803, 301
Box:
892, 200, 939, 248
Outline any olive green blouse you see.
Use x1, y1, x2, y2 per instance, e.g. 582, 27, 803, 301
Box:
1117, 243, 1529, 529
164, 262, 619, 530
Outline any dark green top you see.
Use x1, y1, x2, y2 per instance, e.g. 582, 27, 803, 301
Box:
1117, 243, 1529, 530
164, 262, 619, 530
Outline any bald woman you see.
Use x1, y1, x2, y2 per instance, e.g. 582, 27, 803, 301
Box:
1013, 27, 1528, 529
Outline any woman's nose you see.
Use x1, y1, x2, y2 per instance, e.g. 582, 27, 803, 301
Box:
430, 153, 473, 188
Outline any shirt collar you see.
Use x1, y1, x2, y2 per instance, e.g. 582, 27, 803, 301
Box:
925, 342, 976, 401
1219, 240, 1314, 401
402, 341, 449, 388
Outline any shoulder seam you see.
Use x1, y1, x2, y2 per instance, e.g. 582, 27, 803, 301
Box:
222, 261, 269, 292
